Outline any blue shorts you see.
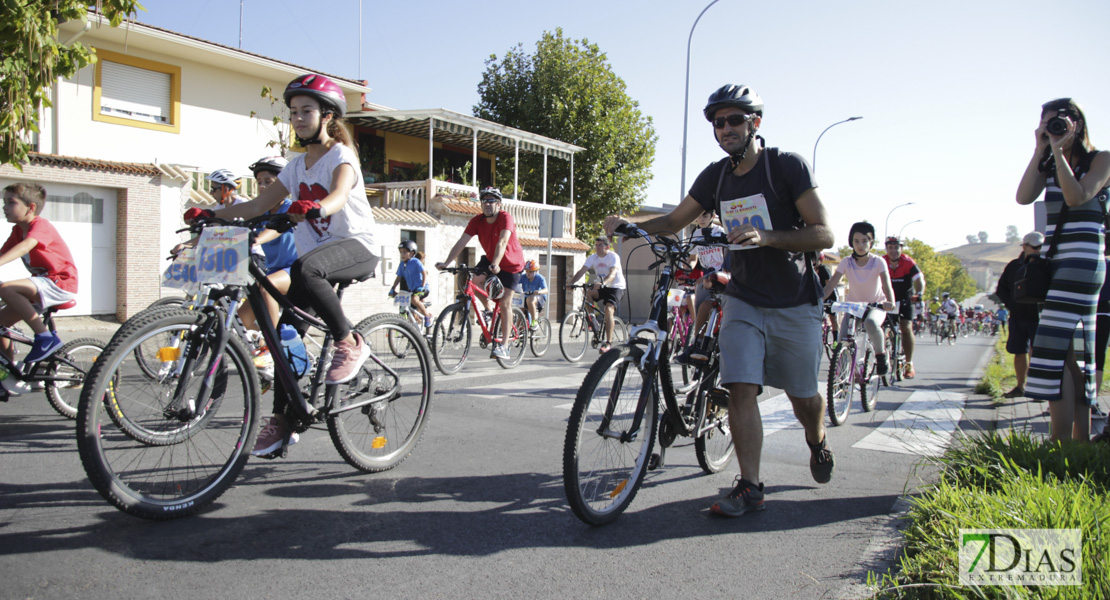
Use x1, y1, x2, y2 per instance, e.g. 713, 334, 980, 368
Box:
718, 295, 823, 398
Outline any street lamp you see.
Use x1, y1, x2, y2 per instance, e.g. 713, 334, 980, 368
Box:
897, 219, 924, 239
811, 116, 862, 172
679, 0, 722, 203
884, 202, 915, 241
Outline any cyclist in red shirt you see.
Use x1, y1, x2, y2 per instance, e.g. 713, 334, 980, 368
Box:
0, 183, 78, 366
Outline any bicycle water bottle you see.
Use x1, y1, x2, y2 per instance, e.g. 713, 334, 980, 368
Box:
279, 324, 309, 377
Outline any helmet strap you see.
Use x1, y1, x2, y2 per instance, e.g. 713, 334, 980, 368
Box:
727, 132, 762, 170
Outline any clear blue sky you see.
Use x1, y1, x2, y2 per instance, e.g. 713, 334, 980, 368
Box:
128, 0, 1110, 251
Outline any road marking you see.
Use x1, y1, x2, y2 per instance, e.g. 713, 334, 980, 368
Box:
852, 390, 965, 457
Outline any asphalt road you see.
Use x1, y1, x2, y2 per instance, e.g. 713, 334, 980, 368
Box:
0, 323, 1006, 600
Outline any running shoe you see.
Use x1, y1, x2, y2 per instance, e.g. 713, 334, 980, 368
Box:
599, 342, 612, 353
251, 415, 299, 456
808, 435, 835, 484
326, 332, 370, 384
424, 315, 434, 329
1002, 386, 1025, 399
710, 477, 765, 517
903, 362, 915, 379
490, 344, 510, 359
876, 353, 888, 376
25, 332, 63, 363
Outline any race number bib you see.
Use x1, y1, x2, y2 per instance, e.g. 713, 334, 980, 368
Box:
195, 226, 251, 285
512, 294, 525, 308
830, 301, 868, 318
394, 291, 412, 308
720, 194, 772, 251
162, 248, 198, 290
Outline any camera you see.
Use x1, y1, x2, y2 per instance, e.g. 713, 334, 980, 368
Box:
1046, 114, 1071, 136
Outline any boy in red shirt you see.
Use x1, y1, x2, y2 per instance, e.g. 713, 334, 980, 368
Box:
0, 183, 79, 364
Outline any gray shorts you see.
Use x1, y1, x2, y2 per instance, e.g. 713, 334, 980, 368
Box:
718, 295, 823, 398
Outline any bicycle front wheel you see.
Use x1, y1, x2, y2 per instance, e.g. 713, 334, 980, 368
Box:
563, 345, 657, 526
860, 345, 880, 412
559, 311, 590, 363
431, 302, 471, 375
328, 314, 433, 472
42, 337, 104, 419
826, 342, 855, 426
530, 317, 552, 357
76, 308, 260, 520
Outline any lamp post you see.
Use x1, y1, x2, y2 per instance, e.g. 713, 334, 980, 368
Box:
811, 116, 862, 172
679, 0, 722, 202
897, 219, 924, 239
884, 202, 915, 241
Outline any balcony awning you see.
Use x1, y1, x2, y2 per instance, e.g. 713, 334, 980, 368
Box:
346, 108, 585, 161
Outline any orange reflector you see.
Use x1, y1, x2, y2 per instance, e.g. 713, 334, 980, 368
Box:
157, 347, 181, 362
609, 479, 628, 498
371, 436, 387, 449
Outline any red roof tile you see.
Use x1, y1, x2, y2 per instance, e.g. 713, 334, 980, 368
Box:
443, 200, 482, 215
28, 153, 162, 176
519, 236, 590, 251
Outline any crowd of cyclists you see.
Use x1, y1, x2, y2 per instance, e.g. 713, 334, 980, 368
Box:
8, 73, 1108, 524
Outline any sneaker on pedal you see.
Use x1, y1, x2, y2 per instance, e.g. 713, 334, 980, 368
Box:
876, 353, 888, 376
325, 332, 370, 384
599, 342, 612, 353
251, 415, 299, 456
689, 341, 710, 363
1, 377, 30, 396
424, 315, 434, 329
25, 332, 63, 363
903, 362, 915, 379
710, 477, 765, 517
808, 435, 835, 484
490, 344, 510, 359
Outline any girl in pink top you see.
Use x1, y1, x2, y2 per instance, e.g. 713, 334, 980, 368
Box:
822, 222, 895, 375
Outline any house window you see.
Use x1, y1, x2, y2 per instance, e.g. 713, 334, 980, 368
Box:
92, 48, 181, 134
43, 192, 104, 224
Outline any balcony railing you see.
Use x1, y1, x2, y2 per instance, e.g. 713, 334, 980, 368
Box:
366, 179, 575, 238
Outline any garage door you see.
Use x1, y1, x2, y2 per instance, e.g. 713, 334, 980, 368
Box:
0, 179, 117, 316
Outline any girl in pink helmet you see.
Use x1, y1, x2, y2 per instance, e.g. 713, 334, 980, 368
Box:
186, 73, 378, 456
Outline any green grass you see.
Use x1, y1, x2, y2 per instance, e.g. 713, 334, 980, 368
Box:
867, 431, 1110, 599
973, 337, 1016, 403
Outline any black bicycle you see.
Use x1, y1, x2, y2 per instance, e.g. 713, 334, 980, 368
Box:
562, 224, 733, 526
558, 284, 629, 362
76, 213, 434, 520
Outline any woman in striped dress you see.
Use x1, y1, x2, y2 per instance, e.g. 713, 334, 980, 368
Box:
1017, 98, 1110, 441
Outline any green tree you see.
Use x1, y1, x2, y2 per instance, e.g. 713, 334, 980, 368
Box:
1, 1, 145, 167
901, 238, 979, 302
1005, 225, 1020, 243
474, 29, 658, 241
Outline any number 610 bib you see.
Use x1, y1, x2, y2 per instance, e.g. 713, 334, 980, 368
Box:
195, 226, 251, 285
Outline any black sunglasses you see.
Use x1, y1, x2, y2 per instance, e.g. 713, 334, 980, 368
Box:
713, 114, 750, 129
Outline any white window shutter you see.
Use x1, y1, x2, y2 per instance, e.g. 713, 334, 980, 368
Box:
100, 60, 172, 123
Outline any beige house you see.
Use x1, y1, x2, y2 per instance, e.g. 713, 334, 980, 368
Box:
1, 15, 588, 322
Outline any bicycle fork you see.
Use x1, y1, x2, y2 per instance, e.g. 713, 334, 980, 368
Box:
166, 302, 237, 421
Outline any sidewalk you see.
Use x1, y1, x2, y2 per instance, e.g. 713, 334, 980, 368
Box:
54, 315, 122, 333
993, 395, 1051, 438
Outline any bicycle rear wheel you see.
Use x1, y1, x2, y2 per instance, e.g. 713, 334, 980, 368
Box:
76, 308, 260, 520
493, 307, 527, 368
693, 356, 733, 473
563, 345, 657, 526
612, 317, 630, 346
559, 311, 590, 363
431, 302, 471, 375
530, 317, 552, 357
826, 341, 856, 426
42, 337, 103, 419
328, 314, 434, 472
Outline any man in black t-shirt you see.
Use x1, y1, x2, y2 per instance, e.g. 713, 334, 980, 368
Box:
604, 84, 835, 518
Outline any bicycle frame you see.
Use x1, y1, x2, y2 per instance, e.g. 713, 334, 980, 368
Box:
452, 270, 509, 346
0, 309, 83, 386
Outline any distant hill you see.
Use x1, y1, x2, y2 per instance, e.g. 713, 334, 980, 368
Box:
941, 242, 1021, 269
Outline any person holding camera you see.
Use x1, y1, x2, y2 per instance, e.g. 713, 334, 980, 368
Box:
1016, 98, 1110, 441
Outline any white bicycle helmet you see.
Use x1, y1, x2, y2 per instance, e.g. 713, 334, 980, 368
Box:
207, 169, 241, 188
485, 276, 505, 300
248, 156, 287, 176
